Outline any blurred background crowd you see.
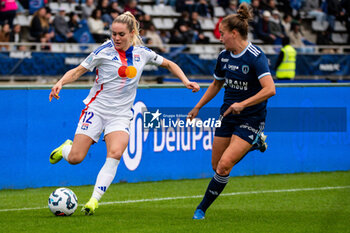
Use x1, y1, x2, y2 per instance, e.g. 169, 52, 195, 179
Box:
0, 0, 349, 52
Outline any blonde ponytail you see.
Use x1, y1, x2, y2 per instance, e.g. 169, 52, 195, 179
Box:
113, 11, 143, 46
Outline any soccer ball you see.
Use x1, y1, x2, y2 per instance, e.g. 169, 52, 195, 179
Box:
48, 187, 78, 216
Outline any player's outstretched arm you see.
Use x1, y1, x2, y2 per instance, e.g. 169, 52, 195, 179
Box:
160, 58, 200, 92
188, 79, 225, 120
49, 65, 88, 102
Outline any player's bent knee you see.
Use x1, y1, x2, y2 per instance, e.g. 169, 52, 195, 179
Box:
107, 150, 123, 160
216, 167, 230, 176
67, 152, 84, 165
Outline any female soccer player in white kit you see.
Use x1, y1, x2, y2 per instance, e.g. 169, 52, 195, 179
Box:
49, 12, 200, 215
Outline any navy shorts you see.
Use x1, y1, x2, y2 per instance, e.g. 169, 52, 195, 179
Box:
214, 115, 265, 145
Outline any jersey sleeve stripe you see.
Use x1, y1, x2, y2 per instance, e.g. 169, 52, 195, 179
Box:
258, 72, 271, 79
94, 42, 112, 55
249, 45, 261, 55
214, 74, 225, 80
248, 47, 259, 57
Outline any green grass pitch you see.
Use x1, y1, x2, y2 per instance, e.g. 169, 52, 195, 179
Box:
0, 171, 349, 233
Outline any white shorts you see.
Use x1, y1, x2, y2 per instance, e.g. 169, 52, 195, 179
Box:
75, 108, 132, 143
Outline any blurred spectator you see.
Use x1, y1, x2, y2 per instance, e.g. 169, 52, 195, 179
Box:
10, 24, 21, 42
195, 0, 214, 18
277, 0, 292, 16
190, 11, 209, 44
10, 24, 26, 50
159, 30, 170, 44
40, 32, 52, 51
109, 1, 123, 15
340, 0, 350, 44
102, 9, 119, 27
68, 12, 81, 32
174, 11, 191, 32
316, 27, 335, 53
82, 0, 95, 20
44, 7, 55, 43
269, 10, 285, 43
217, 0, 230, 9
53, 8, 75, 42
88, 8, 108, 43
225, 0, 237, 15
326, 0, 340, 32
256, 10, 276, 44
97, 0, 109, 16
139, 14, 152, 30
289, 21, 304, 47
29, 7, 49, 42
145, 23, 166, 53
0, 23, 10, 51
250, 0, 262, 37
124, 0, 145, 20
281, 14, 292, 34
175, 0, 196, 14
0, 0, 18, 27
262, 0, 277, 14
303, 0, 326, 25
275, 36, 297, 79
169, 23, 194, 44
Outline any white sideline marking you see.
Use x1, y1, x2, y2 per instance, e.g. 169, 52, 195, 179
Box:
0, 185, 349, 212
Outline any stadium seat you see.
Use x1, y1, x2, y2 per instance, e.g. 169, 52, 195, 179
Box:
162, 18, 174, 30
311, 20, 329, 32
142, 5, 154, 16
14, 14, 30, 27
331, 33, 349, 44
334, 21, 347, 32
200, 18, 215, 30
214, 6, 225, 17
152, 5, 166, 16
60, 3, 71, 13
49, 2, 60, 13
203, 31, 220, 43
163, 5, 180, 17
152, 18, 167, 30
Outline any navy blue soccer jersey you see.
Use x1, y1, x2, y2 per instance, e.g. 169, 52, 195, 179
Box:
214, 42, 271, 117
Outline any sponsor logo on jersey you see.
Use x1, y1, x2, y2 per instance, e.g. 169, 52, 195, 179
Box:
225, 79, 248, 90
112, 56, 119, 61
221, 58, 229, 62
227, 64, 239, 71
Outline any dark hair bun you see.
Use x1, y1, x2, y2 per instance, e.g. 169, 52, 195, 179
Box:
237, 2, 252, 21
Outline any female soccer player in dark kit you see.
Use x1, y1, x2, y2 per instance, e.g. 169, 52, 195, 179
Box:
188, 3, 276, 219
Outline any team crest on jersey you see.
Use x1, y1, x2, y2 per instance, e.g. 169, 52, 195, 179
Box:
134, 54, 140, 62
242, 65, 249, 74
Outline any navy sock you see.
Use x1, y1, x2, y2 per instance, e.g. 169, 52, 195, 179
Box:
197, 173, 229, 213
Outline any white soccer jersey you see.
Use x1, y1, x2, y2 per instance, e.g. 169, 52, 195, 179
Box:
80, 40, 164, 116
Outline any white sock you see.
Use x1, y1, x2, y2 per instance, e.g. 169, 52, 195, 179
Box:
62, 145, 72, 161
92, 157, 120, 201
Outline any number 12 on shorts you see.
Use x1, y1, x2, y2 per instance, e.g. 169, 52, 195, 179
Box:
81, 111, 94, 130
